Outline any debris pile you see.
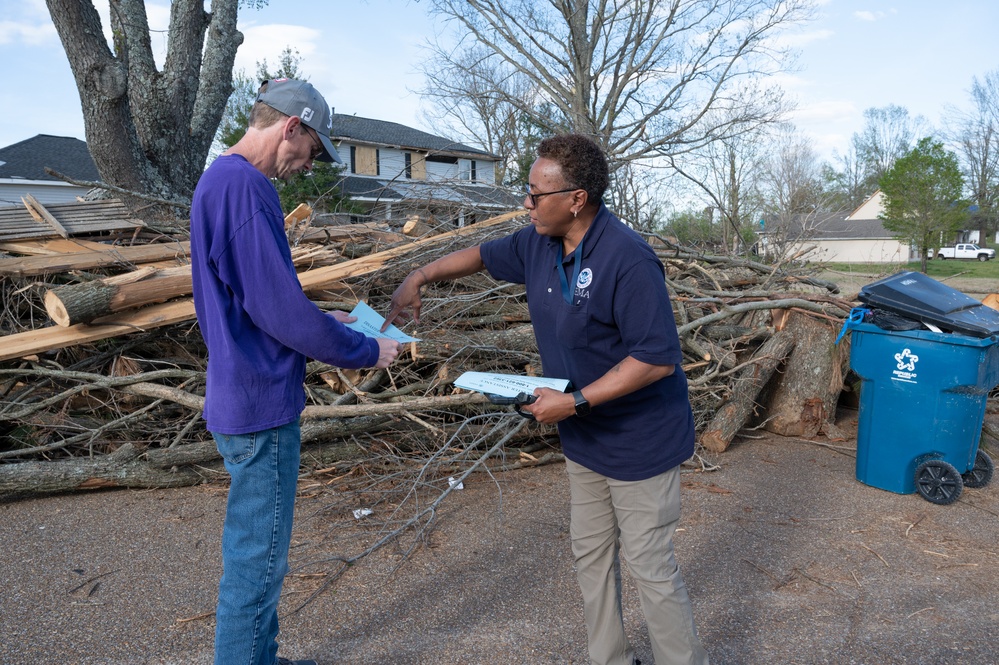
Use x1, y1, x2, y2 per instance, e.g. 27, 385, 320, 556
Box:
0, 198, 856, 499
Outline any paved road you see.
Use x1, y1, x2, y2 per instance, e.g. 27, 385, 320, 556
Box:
2, 419, 998, 664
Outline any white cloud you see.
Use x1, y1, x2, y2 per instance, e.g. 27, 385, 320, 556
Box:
789, 100, 863, 160
0, 20, 56, 46
778, 27, 835, 49
854, 9, 897, 22
235, 24, 322, 76
793, 99, 859, 125
145, 2, 172, 66
0, 0, 57, 46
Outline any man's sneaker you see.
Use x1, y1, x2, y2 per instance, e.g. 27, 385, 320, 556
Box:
276, 659, 318, 665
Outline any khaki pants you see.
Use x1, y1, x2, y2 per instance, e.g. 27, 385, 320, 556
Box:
567, 459, 709, 665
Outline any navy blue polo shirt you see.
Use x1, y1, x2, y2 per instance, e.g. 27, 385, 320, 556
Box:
480, 203, 694, 481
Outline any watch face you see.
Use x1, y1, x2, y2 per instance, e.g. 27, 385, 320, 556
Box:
574, 391, 590, 416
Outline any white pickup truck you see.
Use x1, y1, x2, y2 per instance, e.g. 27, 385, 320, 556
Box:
935, 243, 996, 261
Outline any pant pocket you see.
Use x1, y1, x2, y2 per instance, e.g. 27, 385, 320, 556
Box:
213, 431, 257, 464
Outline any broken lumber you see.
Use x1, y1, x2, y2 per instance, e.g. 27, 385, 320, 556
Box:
22, 194, 70, 238
0, 241, 191, 277
0, 210, 526, 361
41, 239, 337, 326
759, 310, 848, 438
0, 237, 111, 256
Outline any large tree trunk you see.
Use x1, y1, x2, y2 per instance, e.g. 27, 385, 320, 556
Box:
699, 330, 795, 453
44, 0, 241, 205
758, 310, 849, 438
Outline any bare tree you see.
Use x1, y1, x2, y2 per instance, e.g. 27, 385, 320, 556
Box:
854, 104, 928, 185
45, 0, 254, 209
419, 47, 554, 185
761, 125, 824, 215
420, 0, 809, 165
944, 70, 999, 244
607, 161, 675, 232
755, 124, 828, 259
667, 121, 768, 254
820, 143, 868, 212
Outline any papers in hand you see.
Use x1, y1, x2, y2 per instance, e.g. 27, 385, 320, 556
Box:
454, 371, 569, 398
344, 301, 420, 342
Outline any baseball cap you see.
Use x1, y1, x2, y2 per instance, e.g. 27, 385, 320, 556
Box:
256, 78, 343, 164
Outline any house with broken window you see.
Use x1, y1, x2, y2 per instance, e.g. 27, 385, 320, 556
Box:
329, 114, 521, 228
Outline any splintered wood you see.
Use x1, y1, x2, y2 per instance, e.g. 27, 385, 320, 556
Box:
0, 200, 856, 497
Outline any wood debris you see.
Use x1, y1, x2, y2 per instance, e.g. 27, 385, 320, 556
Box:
0, 199, 856, 498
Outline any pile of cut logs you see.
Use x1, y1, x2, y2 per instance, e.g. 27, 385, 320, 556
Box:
0, 200, 857, 498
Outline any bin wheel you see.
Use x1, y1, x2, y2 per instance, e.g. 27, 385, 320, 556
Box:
962, 450, 994, 488
915, 460, 963, 505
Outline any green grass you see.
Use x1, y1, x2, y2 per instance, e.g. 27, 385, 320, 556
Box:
824, 258, 999, 280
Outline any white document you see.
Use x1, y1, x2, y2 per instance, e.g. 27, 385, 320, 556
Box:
344, 300, 420, 342
454, 371, 570, 398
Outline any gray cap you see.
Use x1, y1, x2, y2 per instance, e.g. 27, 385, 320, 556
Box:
256, 78, 343, 164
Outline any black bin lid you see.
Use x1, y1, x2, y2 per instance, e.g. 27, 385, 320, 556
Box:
858, 271, 999, 338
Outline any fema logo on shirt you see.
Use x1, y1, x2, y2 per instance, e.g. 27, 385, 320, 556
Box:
576, 268, 593, 295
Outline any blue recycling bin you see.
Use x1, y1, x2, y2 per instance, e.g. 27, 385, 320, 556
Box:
845, 318, 999, 503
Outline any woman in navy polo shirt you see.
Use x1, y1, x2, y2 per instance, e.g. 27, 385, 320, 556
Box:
384, 134, 709, 665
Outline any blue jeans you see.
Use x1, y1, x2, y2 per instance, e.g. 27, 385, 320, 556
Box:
213, 420, 302, 665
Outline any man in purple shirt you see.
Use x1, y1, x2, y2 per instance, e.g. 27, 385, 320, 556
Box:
385, 134, 708, 665
191, 78, 400, 665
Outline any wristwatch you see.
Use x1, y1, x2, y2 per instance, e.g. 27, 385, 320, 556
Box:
572, 390, 591, 417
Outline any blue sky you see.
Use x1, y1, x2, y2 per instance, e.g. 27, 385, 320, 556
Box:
2, 0, 997, 164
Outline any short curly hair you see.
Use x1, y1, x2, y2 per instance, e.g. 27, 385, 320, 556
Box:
537, 134, 609, 203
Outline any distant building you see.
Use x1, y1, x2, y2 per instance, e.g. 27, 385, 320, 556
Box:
0, 135, 100, 207
330, 114, 521, 227
777, 191, 916, 263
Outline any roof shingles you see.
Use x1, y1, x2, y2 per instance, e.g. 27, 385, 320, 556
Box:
0, 135, 100, 181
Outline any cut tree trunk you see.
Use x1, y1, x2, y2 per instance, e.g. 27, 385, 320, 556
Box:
758, 310, 849, 438
699, 330, 796, 453
45, 266, 192, 326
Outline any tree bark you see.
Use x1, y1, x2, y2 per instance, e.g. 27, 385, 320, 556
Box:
46, 0, 146, 200
44, 0, 241, 204
758, 311, 848, 438
45, 266, 192, 326
699, 330, 795, 453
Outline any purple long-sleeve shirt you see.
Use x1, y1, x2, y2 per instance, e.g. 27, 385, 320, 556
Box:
190, 154, 378, 434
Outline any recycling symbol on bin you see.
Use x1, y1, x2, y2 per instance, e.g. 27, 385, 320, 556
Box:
894, 348, 919, 371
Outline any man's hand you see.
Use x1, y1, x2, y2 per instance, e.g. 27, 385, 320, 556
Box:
374, 337, 402, 368
329, 311, 357, 324
520, 388, 577, 425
